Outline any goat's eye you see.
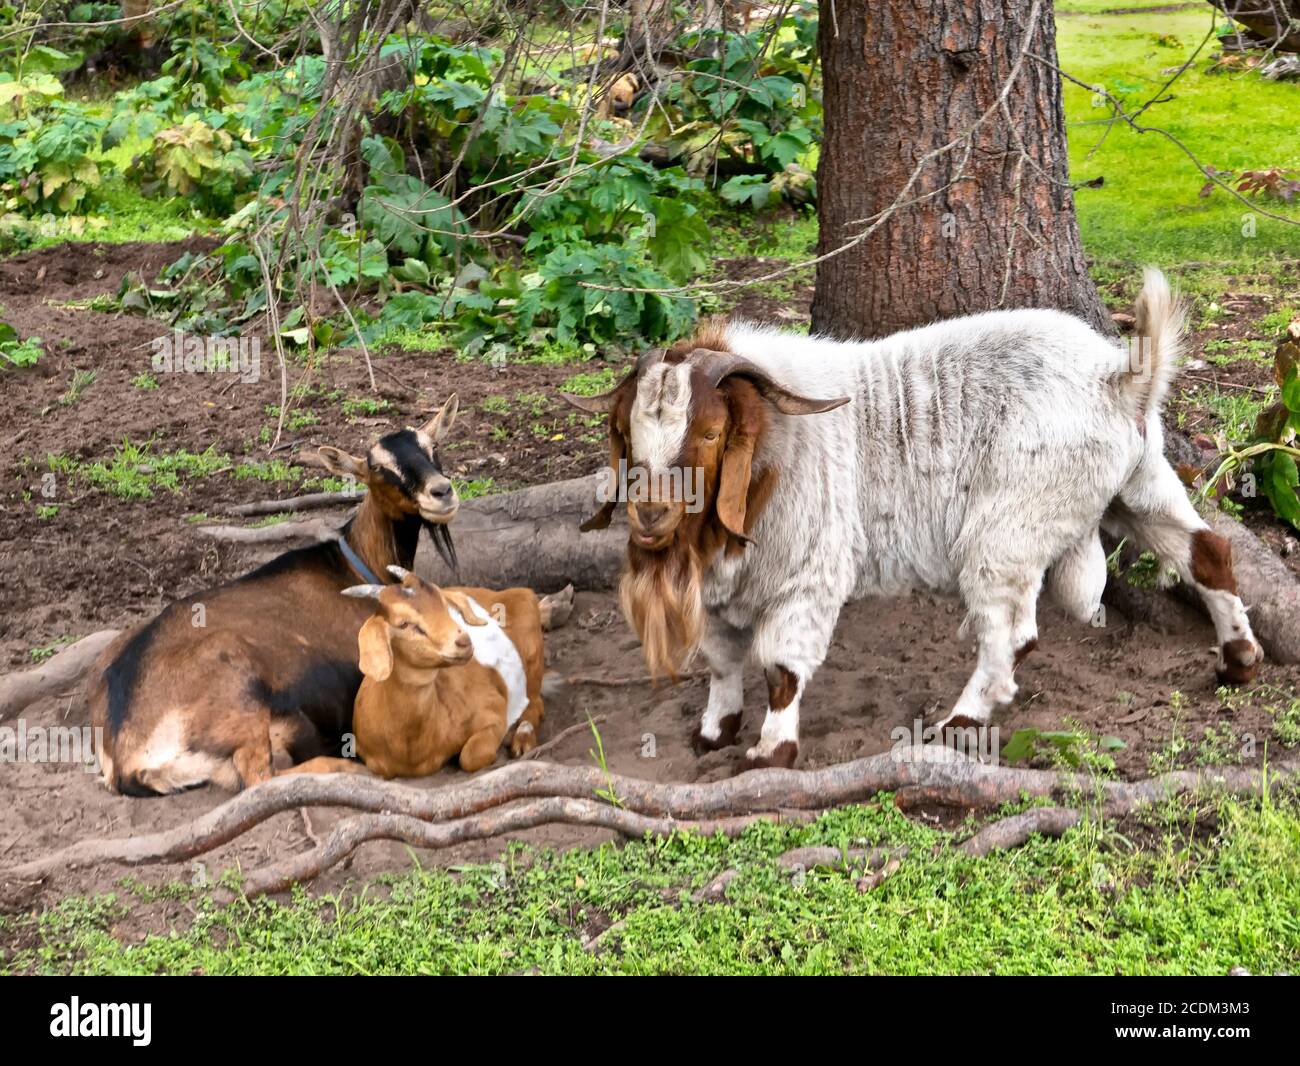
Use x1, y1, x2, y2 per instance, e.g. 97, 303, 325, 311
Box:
704, 430, 720, 442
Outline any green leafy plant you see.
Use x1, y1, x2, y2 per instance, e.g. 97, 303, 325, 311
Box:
0, 319, 41, 367
128, 114, 254, 214
0, 99, 106, 215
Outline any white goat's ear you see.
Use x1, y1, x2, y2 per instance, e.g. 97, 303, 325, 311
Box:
421, 393, 459, 442
357, 616, 393, 681
318, 446, 367, 480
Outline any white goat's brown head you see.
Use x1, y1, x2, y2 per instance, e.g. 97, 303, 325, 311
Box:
562, 323, 848, 677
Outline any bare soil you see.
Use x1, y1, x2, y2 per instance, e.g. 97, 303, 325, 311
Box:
2, 239, 1300, 943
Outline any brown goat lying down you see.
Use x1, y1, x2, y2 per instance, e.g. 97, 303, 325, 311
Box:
318, 568, 546, 777
89, 398, 482, 796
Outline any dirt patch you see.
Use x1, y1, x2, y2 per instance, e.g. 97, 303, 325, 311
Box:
3, 239, 1300, 946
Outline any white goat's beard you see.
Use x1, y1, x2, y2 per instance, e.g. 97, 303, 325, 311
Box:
619, 549, 704, 681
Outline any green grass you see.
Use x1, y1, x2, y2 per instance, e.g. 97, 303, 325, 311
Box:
559, 366, 619, 395
48, 439, 230, 499
1173, 384, 1266, 440
1058, 5, 1300, 264
5, 793, 1298, 975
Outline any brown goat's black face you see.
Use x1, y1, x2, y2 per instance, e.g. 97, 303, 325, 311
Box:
366, 427, 457, 524
318, 394, 460, 568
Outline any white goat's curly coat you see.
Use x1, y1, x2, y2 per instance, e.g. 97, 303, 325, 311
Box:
630, 271, 1261, 767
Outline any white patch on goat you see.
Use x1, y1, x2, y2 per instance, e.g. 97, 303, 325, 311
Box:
447, 598, 528, 727
134, 714, 224, 794
369, 443, 400, 476
630, 362, 692, 474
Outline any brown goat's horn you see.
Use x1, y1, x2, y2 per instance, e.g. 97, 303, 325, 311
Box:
340, 584, 385, 600
560, 348, 666, 413
688, 348, 851, 416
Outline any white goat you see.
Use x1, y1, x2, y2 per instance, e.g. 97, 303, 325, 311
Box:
568, 270, 1262, 769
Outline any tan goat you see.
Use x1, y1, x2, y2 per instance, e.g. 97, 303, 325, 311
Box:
337, 567, 547, 777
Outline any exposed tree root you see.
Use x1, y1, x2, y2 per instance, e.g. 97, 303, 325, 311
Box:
776, 844, 904, 874
8, 749, 1298, 894
228, 800, 820, 899
958, 806, 1083, 857
0, 630, 120, 720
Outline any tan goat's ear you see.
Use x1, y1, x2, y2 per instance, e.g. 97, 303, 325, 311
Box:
357, 616, 393, 681
317, 446, 367, 480
421, 393, 459, 442
442, 590, 488, 627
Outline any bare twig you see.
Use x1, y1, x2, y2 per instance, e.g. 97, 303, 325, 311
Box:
518, 716, 608, 761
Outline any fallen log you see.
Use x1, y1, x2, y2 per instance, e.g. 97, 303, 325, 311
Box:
416, 472, 625, 590
0, 630, 120, 721
1211, 0, 1300, 53
10, 748, 1298, 888
196, 518, 338, 544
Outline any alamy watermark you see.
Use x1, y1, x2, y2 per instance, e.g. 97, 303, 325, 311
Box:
0, 720, 103, 774
596, 459, 705, 513
890, 718, 1000, 764
151, 329, 261, 383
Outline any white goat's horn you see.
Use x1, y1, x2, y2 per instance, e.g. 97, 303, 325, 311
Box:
386, 565, 413, 581
689, 347, 851, 416
341, 584, 385, 599
560, 348, 667, 414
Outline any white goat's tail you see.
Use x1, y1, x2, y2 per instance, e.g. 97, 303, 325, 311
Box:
1118, 267, 1186, 422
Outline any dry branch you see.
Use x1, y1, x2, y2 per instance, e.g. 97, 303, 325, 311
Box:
225, 491, 367, 516
0, 630, 120, 720
517, 716, 606, 761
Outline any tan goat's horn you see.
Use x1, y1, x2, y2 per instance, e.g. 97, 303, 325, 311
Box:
340, 584, 385, 599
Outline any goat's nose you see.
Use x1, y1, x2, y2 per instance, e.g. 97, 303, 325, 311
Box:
636, 502, 669, 526
455, 633, 472, 651
429, 480, 453, 500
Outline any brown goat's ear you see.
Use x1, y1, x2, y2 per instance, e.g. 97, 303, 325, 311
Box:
717, 432, 757, 540
317, 446, 367, 481
357, 616, 393, 681
442, 590, 488, 627
581, 422, 628, 531
421, 393, 459, 442
716, 387, 766, 540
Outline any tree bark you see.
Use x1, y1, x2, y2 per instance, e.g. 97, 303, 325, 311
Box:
811, 0, 1111, 337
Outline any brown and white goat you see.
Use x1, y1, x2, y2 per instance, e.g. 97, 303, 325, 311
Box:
567, 273, 1262, 771
337, 568, 545, 777
88, 396, 466, 795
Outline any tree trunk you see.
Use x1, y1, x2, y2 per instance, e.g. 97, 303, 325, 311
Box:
811, 0, 1111, 338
